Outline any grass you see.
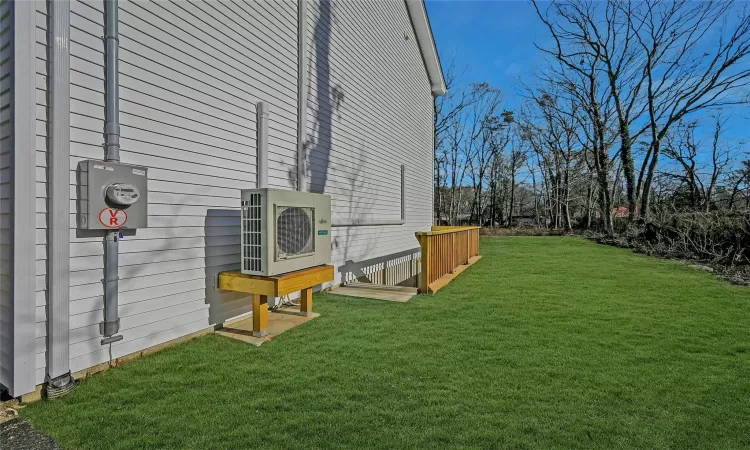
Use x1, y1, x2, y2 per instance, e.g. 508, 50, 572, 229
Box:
22, 237, 750, 449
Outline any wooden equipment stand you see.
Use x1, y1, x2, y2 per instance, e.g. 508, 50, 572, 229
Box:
218, 265, 334, 337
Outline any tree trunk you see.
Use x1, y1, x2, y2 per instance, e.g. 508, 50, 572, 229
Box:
598, 168, 614, 234
620, 136, 637, 220
509, 170, 516, 227
434, 160, 442, 224
563, 165, 572, 230
585, 179, 595, 230
636, 142, 653, 201
611, 83, 637, 220
640, 139, 660, 218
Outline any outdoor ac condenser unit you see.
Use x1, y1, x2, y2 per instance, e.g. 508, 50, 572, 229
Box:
240, 188, 332, 276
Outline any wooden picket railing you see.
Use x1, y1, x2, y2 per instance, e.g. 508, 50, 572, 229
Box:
414, 226, 481, 293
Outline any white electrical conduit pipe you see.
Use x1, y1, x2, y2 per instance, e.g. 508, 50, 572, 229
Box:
101, 0, 122, 345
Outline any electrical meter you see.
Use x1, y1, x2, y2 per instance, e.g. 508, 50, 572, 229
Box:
105, 183, 141, 207
78, 160, 148, 230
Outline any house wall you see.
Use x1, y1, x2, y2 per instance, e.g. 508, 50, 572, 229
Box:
59, 0, 300, 378
305, 0, 434, 278
0, 0, 13, 391
22, 0, 434, 387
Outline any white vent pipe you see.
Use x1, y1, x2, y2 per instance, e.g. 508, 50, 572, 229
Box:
256, 102, 269, 189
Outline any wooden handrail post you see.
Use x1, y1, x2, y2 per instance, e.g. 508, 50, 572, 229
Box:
419, 234, 431, 293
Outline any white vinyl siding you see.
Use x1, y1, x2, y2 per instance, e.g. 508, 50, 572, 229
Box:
65, 0, 298, 373
0, 0, 12, 390
305, 0, 433, 277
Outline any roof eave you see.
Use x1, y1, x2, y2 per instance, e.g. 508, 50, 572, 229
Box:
405, 0, 447, 96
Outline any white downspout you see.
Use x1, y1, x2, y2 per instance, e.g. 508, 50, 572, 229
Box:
45, 0, 75, 397
297, 0, 308, 192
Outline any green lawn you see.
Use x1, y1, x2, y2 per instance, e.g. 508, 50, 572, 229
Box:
22, 237, 750, 449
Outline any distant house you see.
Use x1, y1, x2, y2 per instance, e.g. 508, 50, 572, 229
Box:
510, 215, 538, 227
1, 0, 445, 398
595, 207, 630, 219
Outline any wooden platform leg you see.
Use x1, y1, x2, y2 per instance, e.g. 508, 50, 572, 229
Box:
300, 288, 313, 316
253, 294, 269, 337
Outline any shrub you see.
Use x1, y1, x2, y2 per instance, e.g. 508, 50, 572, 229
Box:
480, 227, 571, 237
585, 211, 750, 284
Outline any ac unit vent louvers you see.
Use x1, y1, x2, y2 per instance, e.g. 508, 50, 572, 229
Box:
241, 193, 263, 272
276, 206, 314, 258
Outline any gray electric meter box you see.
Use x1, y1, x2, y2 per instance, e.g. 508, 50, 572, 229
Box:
78, 160, 148, 230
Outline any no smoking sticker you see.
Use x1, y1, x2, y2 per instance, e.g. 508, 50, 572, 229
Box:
99, 208, 128, 228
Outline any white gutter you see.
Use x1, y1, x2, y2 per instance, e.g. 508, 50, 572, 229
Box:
405, 0, 446, 96
297, 0, 308, 191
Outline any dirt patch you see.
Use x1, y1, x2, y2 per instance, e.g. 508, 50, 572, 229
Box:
0, 418, 61, 450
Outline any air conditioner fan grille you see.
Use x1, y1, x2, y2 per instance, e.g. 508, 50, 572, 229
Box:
276, 206, 314, 258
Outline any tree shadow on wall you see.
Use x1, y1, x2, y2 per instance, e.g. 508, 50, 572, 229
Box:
295, 0, 338, 195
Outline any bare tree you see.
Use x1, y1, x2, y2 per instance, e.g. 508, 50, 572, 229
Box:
533, 0, 648, 221
633, 0, 750, 216
663, 114, 738, 211
434, 62, 472, 224
728, 160, 750, 210
434, 81, 506, 225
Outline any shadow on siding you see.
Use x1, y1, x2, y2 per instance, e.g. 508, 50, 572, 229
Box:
305, 1, 411, 279
306, 0, 334, 195
204, 209, 250, 326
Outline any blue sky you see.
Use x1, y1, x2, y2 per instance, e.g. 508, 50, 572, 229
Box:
426, 0, 548, 111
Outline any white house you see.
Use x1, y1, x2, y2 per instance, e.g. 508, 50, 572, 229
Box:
0, 0, 445, 398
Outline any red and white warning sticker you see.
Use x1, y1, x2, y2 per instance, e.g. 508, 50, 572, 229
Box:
99, 208, 128, 228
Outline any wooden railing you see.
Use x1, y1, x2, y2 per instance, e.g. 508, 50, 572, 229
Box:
414, 226, 481, 293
